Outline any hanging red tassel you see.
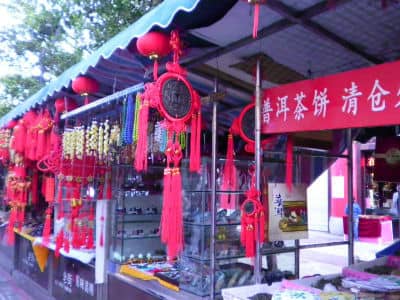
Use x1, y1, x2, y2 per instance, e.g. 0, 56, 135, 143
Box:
11, 120, 27, 154
55, 230, 64, 257
42, 207, 52, 246
134, 94, 149, 172
167, 142, 183, 259
45, 177, 55, 203
106, 174, 112, 200
6, 203, 17, 245
221, 133, 238, 209
286, 136, 293, 192
31, 170, 39, 206
161, 143, 172, 247
161, 141, 183, 259
253, 2, 260, 39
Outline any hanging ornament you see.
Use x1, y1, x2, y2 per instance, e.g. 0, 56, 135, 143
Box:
136, 31, 171, 81
231, 102, 277, 153
220, 132, 238, 209
0, 128, 11, 166
240, 187, 265, 257
136, 30, 201, 173
244, 0, 267, 39
72, 76, 99, 105
160, 140, 183, 259
35, 109, 54, 161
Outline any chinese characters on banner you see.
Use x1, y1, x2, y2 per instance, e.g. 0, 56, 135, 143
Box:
262, 60, 400, 134
268, 183, 308, 241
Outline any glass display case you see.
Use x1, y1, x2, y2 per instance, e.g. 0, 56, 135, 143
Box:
180, 158, 255, 297
110, 164, 166, 263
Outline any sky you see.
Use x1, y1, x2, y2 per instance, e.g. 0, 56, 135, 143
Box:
0, 2, 21, 78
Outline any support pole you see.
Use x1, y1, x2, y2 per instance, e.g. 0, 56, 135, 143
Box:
347, 129, 354, 265
254, 58, 262, 284
210, 78, 218, 299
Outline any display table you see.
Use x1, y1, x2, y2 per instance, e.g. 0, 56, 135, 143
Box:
343, 215, 393, 243
108, 272, 204, 300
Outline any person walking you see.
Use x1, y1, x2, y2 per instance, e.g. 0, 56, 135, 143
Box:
345, 198, 362, 240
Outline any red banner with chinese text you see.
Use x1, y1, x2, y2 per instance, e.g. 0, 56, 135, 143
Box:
262, 60, 400, 134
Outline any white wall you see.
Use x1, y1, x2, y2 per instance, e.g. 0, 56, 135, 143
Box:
307, 170, 329, 231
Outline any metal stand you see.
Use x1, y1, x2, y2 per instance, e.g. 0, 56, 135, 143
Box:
347, 129, 354, 265
254, 58, 262, 284
210, 78, 218, 299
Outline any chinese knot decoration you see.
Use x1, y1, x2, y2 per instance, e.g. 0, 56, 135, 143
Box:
72, 76, 99, 105
135, 30, 202, 258
240, 173, 265, 257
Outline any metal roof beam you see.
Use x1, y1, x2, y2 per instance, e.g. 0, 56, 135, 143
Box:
184, 0, 355, 69
265, 0, 383, 65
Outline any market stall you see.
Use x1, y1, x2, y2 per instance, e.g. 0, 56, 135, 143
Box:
0, 0, 400, 300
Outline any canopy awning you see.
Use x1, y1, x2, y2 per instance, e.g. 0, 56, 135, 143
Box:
0, 0, 238, 126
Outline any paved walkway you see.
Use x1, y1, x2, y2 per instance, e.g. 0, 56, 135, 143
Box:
0, 268, 35, 300
299, 231, 391, 277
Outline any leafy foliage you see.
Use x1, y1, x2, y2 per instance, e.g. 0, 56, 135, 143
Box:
0, 0, 162, 117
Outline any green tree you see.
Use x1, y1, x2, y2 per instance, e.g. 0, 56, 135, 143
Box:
0, 0, 162, 117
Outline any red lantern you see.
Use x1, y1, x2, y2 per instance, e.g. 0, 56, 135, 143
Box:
137, 31, 171, 80
72, 76, 99, 105
54, 98, 78, 123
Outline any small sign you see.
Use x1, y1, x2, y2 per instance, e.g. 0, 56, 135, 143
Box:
268, 183, 308, 241
53, 255, 96, 300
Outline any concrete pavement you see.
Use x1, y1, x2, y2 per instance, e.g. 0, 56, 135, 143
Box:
0, 268, 35, 300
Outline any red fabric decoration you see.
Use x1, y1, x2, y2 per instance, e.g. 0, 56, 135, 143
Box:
285, 136, 293, 192
137, 31, 171, 80
7, 203, 17, 245
221, 133, 238, 209
11, 119, 27, 154
42, 207, 52, 246
134, 94, 149, 172
161, 141, 183, 259
55, 229, 64, 257
240, 188, 265, 257
244, 0, 267, 39
36, 109, 54, 161
72, 76, 99, 105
